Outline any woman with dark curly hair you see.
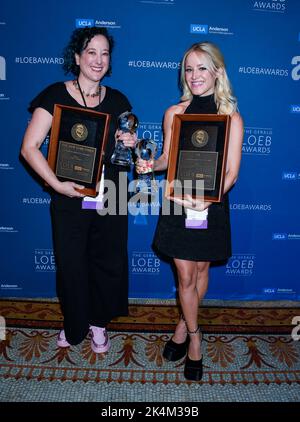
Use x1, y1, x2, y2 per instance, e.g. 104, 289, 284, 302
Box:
21, 27, 136, 353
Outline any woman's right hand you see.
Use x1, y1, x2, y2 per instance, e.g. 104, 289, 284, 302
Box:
55, 181, 85, 198
171, 194, 212, 212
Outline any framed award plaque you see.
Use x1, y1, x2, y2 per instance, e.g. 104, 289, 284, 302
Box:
47, 104, 111, 197
165, 114, 231, 203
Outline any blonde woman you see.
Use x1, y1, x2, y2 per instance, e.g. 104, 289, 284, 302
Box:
137, 42, 243, 381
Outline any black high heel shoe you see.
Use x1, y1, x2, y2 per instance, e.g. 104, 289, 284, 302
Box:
184, 326, 203, 381
163, 336, 189, 362
163, 315, 188, 362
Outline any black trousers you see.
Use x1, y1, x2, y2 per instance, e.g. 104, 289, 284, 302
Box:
50, 195, 128, 345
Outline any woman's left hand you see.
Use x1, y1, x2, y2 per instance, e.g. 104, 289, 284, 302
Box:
115, 130, 137, 148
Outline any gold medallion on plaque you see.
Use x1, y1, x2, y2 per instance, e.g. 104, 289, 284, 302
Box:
191, 129, 208, 148
71, 123, 88, 142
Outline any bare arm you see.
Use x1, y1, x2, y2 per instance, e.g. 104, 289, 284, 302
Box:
21, 108, 85, 197
223, 112, 244, 194
136, 103, 186, 173
153, 105, 181, 171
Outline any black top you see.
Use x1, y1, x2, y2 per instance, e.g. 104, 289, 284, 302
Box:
153, 93, 232, 262
185, 93, 217, 114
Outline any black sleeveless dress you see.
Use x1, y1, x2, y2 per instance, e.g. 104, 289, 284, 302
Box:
153, 94, 232, 262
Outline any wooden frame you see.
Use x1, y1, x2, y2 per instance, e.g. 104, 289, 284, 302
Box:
165, 114, 231, 203
48, 104, 111, 197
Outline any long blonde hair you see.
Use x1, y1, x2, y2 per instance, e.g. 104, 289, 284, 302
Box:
180, 42, 237, 115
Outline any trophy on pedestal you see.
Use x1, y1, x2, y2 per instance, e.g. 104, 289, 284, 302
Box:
135, 138, 157, 194
110, 111, 138, 166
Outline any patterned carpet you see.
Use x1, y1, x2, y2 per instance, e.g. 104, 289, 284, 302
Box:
0, 299, 300, 402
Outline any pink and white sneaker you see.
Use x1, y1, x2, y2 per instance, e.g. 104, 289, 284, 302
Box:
90, 325, 111, 353
57, 330, 71, 348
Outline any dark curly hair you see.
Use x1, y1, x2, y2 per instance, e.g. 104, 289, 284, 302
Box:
62, 27, 114, 76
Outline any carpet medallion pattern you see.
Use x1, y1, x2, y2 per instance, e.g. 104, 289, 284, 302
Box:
0, 300, 299, 389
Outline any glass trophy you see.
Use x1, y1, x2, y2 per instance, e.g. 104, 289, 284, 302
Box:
110, 111, 138, 166
135, 138, 157, 194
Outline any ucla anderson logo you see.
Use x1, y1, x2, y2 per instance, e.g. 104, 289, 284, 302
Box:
263, 288, 276, 294
190, 24, 208, 34
272, 233, 287, 240
190, 24, 233, 36
290, 105, 300, 113
76, 19, 94, 28
282, 171, 298, 180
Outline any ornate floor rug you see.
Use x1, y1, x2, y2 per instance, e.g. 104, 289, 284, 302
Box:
0, 299, 300, 402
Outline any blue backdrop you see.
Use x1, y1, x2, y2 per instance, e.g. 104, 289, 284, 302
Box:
1, 0, 299, 300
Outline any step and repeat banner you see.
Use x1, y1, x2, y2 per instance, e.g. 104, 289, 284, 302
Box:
1, 0, 299, 300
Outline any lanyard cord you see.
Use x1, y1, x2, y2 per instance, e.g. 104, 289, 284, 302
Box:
76, 78, 88, 108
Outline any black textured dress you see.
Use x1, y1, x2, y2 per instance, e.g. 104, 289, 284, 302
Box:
153, 94, 232, 262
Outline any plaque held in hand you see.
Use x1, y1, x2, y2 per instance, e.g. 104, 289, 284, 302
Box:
47, 104, 110, 197
165, 114, 231, 203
